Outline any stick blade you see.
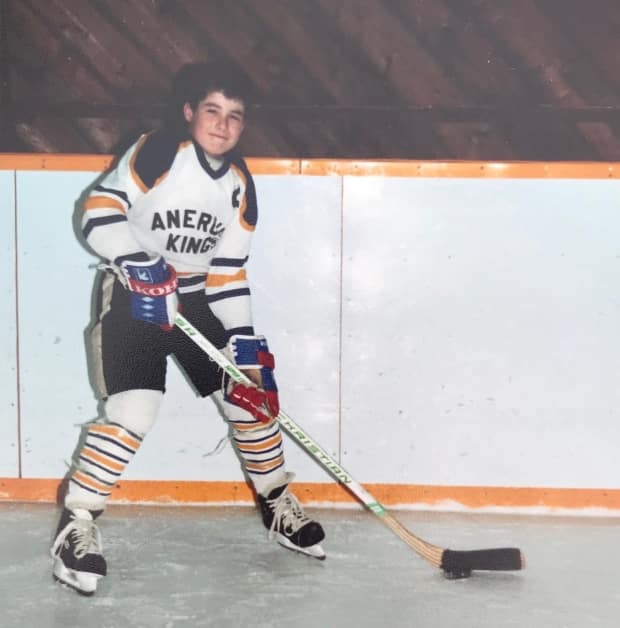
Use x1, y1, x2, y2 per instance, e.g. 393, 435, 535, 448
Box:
440, 547, 524, 577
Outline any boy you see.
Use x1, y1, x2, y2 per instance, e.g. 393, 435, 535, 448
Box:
50, 62, 325, 596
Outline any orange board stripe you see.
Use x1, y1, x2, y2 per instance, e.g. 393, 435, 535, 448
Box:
0, 153, 619, 178
2, 478, 620, 510
0, 154, 116, 171
299, 159, 620, 178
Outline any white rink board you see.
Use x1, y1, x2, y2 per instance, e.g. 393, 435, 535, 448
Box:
122, 175, 342, 482
7, 168, 620, 492
14, 171, 341, 483
341, 177, 620, 487
16, 171, 102, 478
248, 176, 342, 482
0, 171, 18, 476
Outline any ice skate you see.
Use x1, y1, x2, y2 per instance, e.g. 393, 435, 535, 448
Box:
258, 473, 326, 560
50, 508, 107, 595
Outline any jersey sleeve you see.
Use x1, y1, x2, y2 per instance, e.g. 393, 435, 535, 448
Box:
205, 158, 258, 338
81, 130, 179, 262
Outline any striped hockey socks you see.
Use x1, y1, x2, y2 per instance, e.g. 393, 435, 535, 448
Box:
67, 422, 143, 509
232, 421, 286, 494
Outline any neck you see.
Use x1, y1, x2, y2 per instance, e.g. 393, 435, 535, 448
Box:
205, 152, 224, 169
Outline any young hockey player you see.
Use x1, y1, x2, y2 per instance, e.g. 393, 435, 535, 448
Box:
50, 62, 325, 595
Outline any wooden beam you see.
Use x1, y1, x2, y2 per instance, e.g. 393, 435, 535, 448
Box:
5, 101, 620, 123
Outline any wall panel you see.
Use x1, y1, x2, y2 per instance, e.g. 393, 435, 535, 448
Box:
4, 161, 620, 502
341, 177, 620, 488
14, 170, 342, 484
109, 175, 343, 483
16, 171, 101, 478
248, 175, 342, 482
0, 171, 18, 477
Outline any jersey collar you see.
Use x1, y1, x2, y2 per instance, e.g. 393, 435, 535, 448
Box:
193, 140, 231, 179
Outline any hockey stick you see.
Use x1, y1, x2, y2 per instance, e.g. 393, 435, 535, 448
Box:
175, 313, 524, 578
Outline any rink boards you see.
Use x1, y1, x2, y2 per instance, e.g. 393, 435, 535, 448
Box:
1, 156, 619, 511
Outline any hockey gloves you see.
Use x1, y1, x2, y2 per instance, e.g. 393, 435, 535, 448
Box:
118, 255, 179, 330
225, 335, 280, 423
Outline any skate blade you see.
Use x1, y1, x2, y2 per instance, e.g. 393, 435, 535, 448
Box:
275, 534, 326, 560
53, 559, 102, 596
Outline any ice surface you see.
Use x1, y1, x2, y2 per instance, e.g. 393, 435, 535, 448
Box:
1, 502, 619, 628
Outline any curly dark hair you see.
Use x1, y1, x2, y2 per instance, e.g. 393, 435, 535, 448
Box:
163, 62, 254, 137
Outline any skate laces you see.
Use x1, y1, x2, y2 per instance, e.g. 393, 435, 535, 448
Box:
267, 488, 311, 539
51, 514, 103, 559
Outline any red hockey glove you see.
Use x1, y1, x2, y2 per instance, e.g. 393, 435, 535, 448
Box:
224, 335, 279, 423
226, 382, 277, 424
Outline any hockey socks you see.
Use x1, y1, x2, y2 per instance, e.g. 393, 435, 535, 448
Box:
233, 422, 285, 483
68, 422, 143, 505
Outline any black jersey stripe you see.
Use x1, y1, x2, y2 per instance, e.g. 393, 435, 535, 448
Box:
206, 288, 251, 303
231, 156, 258, 227
225, 325, 255, 338
94, 184, 131, 207
192, 140, 235, 179
83, 214, 128, 239
178, 275, 206, 288
210, 256, 249, 267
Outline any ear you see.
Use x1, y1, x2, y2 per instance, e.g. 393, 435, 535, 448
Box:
183, 102, 194, 123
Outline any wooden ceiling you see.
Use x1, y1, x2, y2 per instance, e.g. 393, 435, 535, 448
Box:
1, 0, 619, 160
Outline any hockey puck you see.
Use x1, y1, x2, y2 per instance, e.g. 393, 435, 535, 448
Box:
442, 568, 472, 580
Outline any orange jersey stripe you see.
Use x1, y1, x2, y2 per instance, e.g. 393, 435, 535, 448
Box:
205, 269, 247, 288
83, 195, 126, 213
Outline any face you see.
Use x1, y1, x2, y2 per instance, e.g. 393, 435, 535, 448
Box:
183, 90, 246, 158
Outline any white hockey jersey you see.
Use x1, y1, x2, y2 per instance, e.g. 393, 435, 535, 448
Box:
82, 129, 258, 337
